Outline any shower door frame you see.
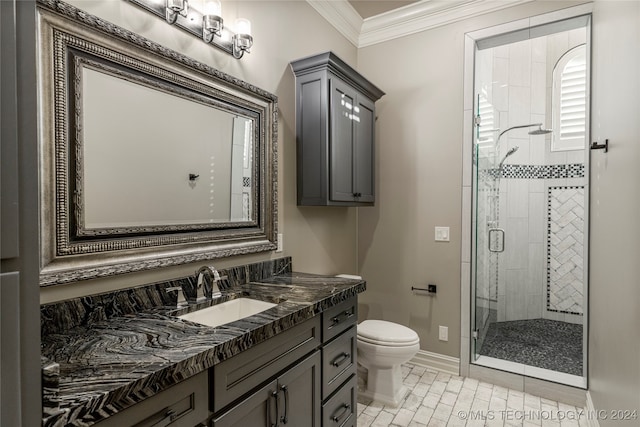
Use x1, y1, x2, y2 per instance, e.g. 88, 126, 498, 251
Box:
460, 5, 592, 392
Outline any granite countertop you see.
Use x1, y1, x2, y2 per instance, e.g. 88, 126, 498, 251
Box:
41, 267, 365, 426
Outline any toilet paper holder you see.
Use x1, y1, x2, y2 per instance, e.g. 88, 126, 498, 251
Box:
411, 284, 437, 295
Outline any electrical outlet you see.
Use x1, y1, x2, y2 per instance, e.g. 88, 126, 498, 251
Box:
439, 326, 448, 341
276, 233, 283, 253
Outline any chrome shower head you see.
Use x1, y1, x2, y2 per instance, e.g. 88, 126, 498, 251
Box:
528, 125, 553, 135
495, 123, 550, 151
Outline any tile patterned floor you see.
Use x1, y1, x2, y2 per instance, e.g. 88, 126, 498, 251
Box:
357, 363, 588, 427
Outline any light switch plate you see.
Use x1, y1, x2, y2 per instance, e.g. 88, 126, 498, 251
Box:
439, 326, 449, 341
435, 226, 450, 242
276, 233, 283, 252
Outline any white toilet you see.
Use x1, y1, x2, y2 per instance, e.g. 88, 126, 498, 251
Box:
357, 319, 420, 407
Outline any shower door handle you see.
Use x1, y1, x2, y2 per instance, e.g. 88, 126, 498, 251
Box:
488, 228, 505, 252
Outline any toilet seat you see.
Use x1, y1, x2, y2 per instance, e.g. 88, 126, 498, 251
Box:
358, 335, 420, 347
357, 320, 420, 346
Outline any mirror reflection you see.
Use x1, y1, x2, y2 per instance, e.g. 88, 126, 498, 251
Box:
82, 67, 254, 230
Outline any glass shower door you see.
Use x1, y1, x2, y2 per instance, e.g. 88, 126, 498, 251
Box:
469, 21, 589, 386
472, 93, 500, 360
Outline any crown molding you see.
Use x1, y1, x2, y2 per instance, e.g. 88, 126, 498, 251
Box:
360, 0, 534, 47
305, 0, 363, 47
307, 0, 534, 48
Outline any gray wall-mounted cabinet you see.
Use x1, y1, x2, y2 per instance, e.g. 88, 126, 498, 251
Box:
291, 52, 384, 206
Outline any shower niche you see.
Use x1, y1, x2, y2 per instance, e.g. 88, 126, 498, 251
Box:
469, 13, 590, 388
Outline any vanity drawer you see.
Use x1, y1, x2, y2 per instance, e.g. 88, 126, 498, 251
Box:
322, 326, 357, 399
322, 298, 357, 343
94, 370, 209, 427
212, 316, 321, 413
322, 374, 356, 427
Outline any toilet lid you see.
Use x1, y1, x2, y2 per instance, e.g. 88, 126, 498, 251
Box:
358, 320, 420, 345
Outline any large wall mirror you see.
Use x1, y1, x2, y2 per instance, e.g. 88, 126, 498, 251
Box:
37, 0, 278, 286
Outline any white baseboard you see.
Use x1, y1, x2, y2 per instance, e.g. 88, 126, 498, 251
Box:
585, 391, 601, 427
410, 350, 460, 376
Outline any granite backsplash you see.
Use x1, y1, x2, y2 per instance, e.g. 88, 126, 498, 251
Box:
41, 257, 292, 336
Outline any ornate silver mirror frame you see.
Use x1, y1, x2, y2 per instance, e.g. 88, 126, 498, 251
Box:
37, 0, 278, 286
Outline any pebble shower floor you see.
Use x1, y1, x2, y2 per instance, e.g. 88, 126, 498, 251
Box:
356, 363, 589, 426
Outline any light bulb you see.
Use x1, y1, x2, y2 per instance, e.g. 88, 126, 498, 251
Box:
234, 18, 251, 36
204, 0, 221, 16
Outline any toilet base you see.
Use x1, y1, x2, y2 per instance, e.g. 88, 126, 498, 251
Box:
358, 364, 409, 407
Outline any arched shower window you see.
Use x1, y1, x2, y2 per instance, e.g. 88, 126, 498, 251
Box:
551, 44, 587, 151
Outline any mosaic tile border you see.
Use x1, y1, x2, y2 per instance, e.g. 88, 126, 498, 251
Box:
546, 186, 584, 316
485, 163, 584, 180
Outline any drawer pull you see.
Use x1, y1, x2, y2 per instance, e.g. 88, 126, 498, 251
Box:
280, 385, 289, 424
267, 390, 279, 427
331, 403, 351, 423
331, 352, 351, 368
331, 310, 354, 326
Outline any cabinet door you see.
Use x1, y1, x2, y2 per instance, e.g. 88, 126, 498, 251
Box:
329, 79, 356, 202
213, 351, 321, 427
353, 96, 375, 203
211, 379, 277, 427
277, 351, 321, 427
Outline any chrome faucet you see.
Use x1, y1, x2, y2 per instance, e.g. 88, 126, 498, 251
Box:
166, 285, 188, 307
195, 266, 227, 301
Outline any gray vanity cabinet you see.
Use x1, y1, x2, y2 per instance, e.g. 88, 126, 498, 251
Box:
210, 297, 360, 427
211, 351, 321, 427
211, 316, 322, 426
291, 52, 384, 206
320, 298, 358, 427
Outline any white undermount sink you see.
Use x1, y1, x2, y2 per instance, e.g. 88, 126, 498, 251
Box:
178, 298, 277, 328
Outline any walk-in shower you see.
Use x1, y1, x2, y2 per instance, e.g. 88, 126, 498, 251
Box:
469, 15, 590, 388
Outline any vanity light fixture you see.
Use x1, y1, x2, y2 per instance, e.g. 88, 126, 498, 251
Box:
202, 0, 223, 43
129, 0, 254, 59
165, 0, 188, 25
232, 18, 253, 59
